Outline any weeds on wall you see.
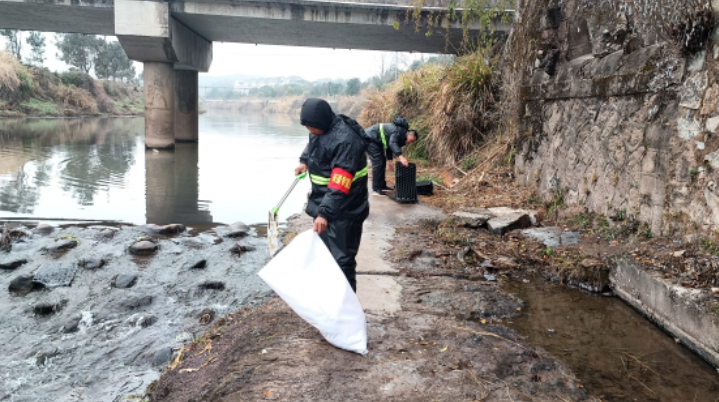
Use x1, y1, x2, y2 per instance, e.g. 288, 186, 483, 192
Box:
407, 0, 514, 54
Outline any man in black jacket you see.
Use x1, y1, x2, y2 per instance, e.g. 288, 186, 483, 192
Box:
364, 115, 418, 196
294, 98, 369, 292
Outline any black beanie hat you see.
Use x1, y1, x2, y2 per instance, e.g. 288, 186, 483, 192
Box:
300, 98, 334, 132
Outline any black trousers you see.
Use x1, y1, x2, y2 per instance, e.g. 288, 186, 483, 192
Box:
368, 142, 388, 192
318, 210, 368, 292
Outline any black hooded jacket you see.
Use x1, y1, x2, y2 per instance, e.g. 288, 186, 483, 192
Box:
364, 115, 410, 158
299, 101, 369, 221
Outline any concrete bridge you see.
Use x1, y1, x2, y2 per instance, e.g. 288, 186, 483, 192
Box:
0, 0, 511, 147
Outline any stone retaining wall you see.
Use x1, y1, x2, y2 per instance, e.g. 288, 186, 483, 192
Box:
514, 0, 719, 236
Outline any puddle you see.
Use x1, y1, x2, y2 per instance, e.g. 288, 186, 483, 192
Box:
505, 278, 719, 401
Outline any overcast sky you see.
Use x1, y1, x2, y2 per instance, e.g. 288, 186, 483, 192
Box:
0, 33, 437, 81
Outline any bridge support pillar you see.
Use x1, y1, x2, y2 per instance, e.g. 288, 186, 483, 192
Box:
174, 70, 199, 143
144, 62, 176, 149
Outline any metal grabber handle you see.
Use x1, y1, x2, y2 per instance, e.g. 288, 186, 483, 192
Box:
271, 172, 307, 216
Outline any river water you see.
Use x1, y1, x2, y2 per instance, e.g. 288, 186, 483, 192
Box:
0, 113, 311, 226
0, 113, 310, 402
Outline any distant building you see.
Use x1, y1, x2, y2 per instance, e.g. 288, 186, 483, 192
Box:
233, 77, 306, 95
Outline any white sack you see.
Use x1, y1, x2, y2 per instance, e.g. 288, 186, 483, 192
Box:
258, 229, 368, 355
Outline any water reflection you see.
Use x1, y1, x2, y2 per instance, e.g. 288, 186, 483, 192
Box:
0, 118, 143, 218
146, 144, 213, 225
0, 113, 310, 225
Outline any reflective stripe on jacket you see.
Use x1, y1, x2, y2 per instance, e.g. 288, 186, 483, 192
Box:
311, 166, 368, 186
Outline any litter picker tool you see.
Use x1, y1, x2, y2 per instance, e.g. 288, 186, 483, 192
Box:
268, 172, 307, 256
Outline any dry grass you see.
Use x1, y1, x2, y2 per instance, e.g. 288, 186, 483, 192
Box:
360, 50, 499, 166
0, 52, 21, 93
55, 84, 98, 114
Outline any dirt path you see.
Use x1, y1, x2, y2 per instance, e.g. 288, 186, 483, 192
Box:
146, 196, 597, 402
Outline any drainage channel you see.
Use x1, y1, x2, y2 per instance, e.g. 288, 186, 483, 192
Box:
505, 278, 719, 401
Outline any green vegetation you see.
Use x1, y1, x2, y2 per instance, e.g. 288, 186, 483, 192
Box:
418, 174, 444, 184
702, 238, 719, 256
19, 99, 58, 115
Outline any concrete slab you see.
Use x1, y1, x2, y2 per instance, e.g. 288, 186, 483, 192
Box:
357, 194, 445, 274
357, 275, 401, 314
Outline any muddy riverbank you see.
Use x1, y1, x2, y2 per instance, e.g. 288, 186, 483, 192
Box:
0, 220, 272, 402
147, 192, 719, 402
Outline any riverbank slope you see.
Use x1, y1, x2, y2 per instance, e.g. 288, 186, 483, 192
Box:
0, 52, 143, 118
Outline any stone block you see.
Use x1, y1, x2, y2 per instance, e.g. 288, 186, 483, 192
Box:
706, 116, 719, 133
452, 209, 494, 228
702, 84, 719, 115
680, 71, 708, 110
487, 212, 533, 235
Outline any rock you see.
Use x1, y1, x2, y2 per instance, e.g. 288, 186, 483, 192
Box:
97, 228, 116, 240
59, 315, 82, 333
488, 207, 539, 225
522, 227, 580, 248
152, 347, 173, 366
35, 347, 59, 366
130, 240, 158, 256
189, 259, 207, 269
452, 208, 494, 228
126, 314, 157, 328
0, 257, 28, 270
113, 274, 138, 289
707, 116, 719, 133
44, 238, 78, 253
680, 71, 708, 110
712, 287, 719, 295
702, 84, 719, 115
139, 315, 158, 328
678, 116, 702, 140
33, 263, 78, 288
487, 212, 533, 235
121, 295, 153, 310
226, 221, 250, 238
79, 258, 105, 270
146, 223, 186, 235
580, 258, 604, 268
199, 281, 225, 291
705, 150, 719, 168
9, 275, 36, 295
34, 224, 54, 234
495, 256, 519, 269
230, 244, 255, 254
34, 301, 64, 316
198, 308, 215, 325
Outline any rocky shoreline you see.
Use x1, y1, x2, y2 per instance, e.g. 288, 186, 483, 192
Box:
0, 220, 272, 401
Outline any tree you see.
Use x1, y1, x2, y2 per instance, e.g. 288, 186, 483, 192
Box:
56, 33, 101, 74
95, 39, 135, 81
0, 29, 22, 61
26, 32, 45, 67
345, 78, 361, 95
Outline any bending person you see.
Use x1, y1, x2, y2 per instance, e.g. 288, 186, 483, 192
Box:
364, 115, 418, 196
295, 98, 370, 292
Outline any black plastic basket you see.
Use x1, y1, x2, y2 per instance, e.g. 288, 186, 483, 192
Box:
416, 180, 434, 196
394, 162, 418, 203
